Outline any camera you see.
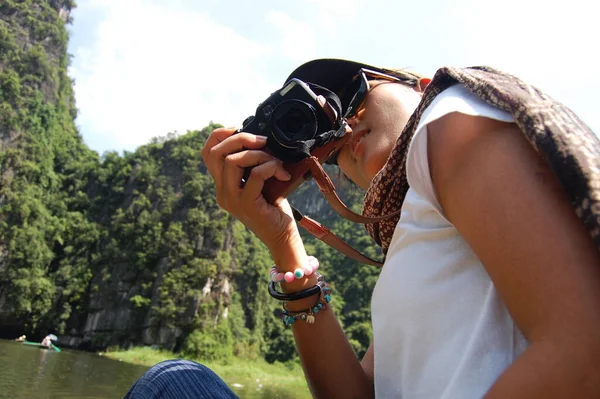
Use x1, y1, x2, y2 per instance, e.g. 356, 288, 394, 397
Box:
238, 78, 350, 203
239, 78, 341, 163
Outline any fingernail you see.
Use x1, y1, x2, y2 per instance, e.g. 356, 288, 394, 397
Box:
256, 135, 267, 141
317, 95, 326, 107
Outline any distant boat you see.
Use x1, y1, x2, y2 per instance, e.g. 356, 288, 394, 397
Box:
22, 341, 61, 352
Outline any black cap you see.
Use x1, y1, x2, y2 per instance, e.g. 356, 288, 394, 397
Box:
286, 59, 385, 94
286, 58, 419, 115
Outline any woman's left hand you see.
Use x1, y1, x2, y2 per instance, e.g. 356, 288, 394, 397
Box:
201, 127, 308, 266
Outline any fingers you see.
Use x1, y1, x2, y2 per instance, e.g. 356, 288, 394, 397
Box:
202, 128, 267, 183
201, 128, 235, 181
317, 94, 338, 122
221, 150, 291, 208
211, 132, 268, 158
242, 159, 289, 202
224, 150, 289, 177
222, 150, 277, 193
201, 127, 236, 161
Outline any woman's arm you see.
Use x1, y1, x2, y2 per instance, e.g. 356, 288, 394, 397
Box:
270, 245, 375, 399
428, 113, 600, 397
202, 128, 374, 399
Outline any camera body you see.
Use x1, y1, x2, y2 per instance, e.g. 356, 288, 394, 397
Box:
239, 78, 339, 163
238, 78, 350, 203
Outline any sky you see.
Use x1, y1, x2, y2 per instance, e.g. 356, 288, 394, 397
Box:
66, 0, 599, 155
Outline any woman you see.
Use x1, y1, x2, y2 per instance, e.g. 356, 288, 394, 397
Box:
126, 59, 600, 398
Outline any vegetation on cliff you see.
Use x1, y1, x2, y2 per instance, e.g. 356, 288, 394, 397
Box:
0, 0, 381, 366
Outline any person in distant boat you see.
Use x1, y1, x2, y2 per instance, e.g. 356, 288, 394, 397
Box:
15, 335, 26, 342
40, 335, 52, 347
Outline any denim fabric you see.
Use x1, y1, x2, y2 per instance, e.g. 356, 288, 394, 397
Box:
124, 359, 239, 399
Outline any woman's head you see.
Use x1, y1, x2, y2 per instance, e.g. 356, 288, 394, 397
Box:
336, 81, 422, 188
287, 59, 427, 188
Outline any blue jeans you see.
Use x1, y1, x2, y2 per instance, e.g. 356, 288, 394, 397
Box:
124, 359, 239, 399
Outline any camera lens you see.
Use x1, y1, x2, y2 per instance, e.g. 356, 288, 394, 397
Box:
278, 108, 306, 135
271, 100, 317, 147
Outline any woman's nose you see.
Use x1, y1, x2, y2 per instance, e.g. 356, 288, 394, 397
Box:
346, 109, 365, 128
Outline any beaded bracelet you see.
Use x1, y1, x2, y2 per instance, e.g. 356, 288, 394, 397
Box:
268, 273, 325, 301
280, 287, 332, 326
270, 256, 319, 283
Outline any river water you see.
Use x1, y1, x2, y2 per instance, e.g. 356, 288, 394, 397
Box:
0, 339, 147, 398
0, 340, 297, 398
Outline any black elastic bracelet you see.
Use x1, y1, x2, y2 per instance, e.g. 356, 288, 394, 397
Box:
268, 275, 325, 301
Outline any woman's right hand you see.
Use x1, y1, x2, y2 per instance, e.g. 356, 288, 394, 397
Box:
201, 127, 306, 260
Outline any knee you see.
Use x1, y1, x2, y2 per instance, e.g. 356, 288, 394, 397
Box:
144, 359, 211, 378
125, 359, 197, 398
124, 359, 234, 399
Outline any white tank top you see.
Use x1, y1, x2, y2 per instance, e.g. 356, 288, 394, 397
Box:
371, 84, 528, 398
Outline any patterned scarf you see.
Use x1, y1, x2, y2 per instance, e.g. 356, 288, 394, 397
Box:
363, 66, 600, 254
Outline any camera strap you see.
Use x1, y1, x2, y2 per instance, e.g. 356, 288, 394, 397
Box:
291, 205, 383, 267
308, 83, 343, 121
307, 156, 400, 223
289, 156, 400, 267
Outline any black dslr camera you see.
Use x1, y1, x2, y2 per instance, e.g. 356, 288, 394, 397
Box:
239, 78, 343, 163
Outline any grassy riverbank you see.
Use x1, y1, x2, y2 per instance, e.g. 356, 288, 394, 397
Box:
102, 347, 311, 398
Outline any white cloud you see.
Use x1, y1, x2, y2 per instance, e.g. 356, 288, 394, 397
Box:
303, 0, 362, 46
70, 0, 275, 154
446, 0, 596, 75
304, 0, 361, 20
69, 0, 599, 154
266, 10, 317, 62
444, 0, 599, 130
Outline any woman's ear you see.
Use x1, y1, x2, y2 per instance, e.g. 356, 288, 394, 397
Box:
415, 78, 432, 93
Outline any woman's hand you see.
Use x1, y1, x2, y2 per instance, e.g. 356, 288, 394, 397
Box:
201, 127, 306, 261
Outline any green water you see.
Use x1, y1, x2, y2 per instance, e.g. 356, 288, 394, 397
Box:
0, 340, 300, 398
0, 339, 147, 398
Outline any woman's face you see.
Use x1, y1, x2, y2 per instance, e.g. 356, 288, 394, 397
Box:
336, 82, 422, 189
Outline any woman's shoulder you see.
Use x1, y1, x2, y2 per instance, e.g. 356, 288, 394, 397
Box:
417, 83, 514, 132
405, 84, 516, 206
